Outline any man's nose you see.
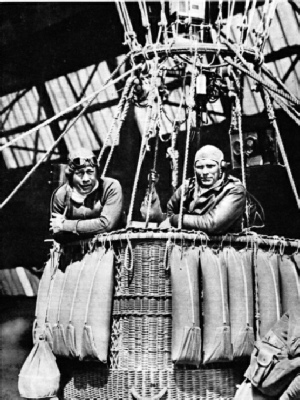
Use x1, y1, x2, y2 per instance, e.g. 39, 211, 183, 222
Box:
82, 173, 90, 181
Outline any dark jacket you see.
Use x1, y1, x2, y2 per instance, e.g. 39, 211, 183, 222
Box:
51, 177, 123, 243
167, 175, 246, 234
245, 306, 300, 397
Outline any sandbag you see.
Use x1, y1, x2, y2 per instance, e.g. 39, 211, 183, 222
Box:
33, 248, 61, 343
18, 335, 60, 399
279, 254, 300, 314
256, 249, 281, 338
225, 246, 255, 358
170, 245, 201, 366
80, 247, 114, 362
200, 246, 232, 363
52, 256, 88, 358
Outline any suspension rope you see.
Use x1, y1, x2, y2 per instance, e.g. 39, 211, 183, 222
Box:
0, 63, 142, 211
0, 60, 140, 153
232, 72, 246, 188
224, 54, 300, 106
138, 0, 153, 45
261, 88, 300, 209
245, 0, 258, 46
261, 64, 299, 103
126, 62, 161, 227
115, 1, 140, 51
145, 128, 160, 228
179, 52, 197, 230
269, 91, 300, 127
102, 85, 135, 177
97, 76, 135, 166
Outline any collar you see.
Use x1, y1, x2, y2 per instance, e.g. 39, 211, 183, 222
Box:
69, 180, 99, 204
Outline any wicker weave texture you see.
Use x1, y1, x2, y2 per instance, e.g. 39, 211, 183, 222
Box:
64, 367, 238, 399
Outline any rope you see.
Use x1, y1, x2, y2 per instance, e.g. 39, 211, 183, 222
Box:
225, 56, 300, 106
268, 90, 300, 127
261, 88, 300, 209
261, 63, 299, 103
185, 257, 195, 326
97, 76, 135, 165
232, 72, 246, 188
126, 62, 161, 227
138, 0, 153, 45
145, 128, 160, 227
240, 252, 250, 325
216, 253, 227, 325
102, 84, 135, 176
245, 0, 258, 46
179, 53, 197, 230
0, 60, 139, 153
68, 258, 87, 324
0, 64, 142, 211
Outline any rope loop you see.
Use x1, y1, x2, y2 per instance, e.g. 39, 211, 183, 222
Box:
279, 236, 286, 257
124, 232, 134, 271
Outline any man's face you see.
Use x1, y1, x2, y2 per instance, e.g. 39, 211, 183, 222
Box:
72, 165, 97, 195
195, 159, 221, 188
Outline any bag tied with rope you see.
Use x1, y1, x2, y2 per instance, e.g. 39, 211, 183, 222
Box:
18, 334, 60, 399
224, 246, 255, 358
278, 253, 300, 314
170, 245, 201, 366
256, 248, 281, 339
200, 246, 233, 363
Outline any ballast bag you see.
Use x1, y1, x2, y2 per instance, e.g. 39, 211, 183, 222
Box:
18, 335, 60, 399
225, 246, 255, 358
279, 254, 300, 314
256, 249, 281, 339
80, 247, 114, 362
51, 258, 84, 357
200, 247, 232, 364
33, 259, 52, 343
170, 245, 201, 366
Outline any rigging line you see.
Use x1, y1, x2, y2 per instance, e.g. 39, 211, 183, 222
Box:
97, 76, 135, 166
261, 64, 298, 103
226, 0, 235, 42
179, 48, 198, 230
0, 61, 139, 153
221, 41, 300, 105
102, 84, 134, 177
260, 0, 279, 53
126, 61, 162, 227
0, 63, 141, 211
245, 0, 258, 46
138, 0, 153, 45
270, 90, 300, 127
262, 89, 300, 209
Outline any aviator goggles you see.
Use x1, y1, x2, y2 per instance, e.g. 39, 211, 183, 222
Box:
68, 156, 97, 168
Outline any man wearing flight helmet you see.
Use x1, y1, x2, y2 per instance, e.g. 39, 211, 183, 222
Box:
141, 145, 246, 234
50, 147, 123, 243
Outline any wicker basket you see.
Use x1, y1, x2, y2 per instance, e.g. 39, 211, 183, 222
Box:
63, 232, 246, 399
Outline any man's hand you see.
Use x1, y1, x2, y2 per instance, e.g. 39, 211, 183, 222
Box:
50, 213, 65, 234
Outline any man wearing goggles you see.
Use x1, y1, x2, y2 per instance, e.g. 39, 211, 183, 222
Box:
50, 147, 123, 242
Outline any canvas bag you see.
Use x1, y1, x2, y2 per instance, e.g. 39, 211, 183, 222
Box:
33, 246, 61, 343
256, 249, 281, 338
224, 246, 255, 358
18, 335, 60, 399
80, 247, 115, 362
278, 254, 300, 314
200, 246, 232, 363
170, 245, 201, 366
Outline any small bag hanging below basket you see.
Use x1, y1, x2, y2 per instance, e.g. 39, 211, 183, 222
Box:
18, 334, 60, 399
